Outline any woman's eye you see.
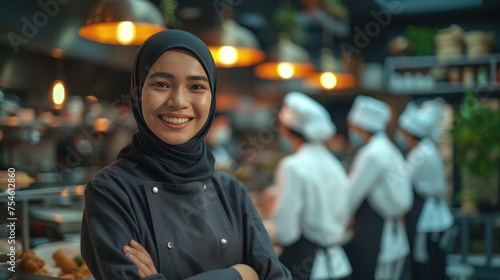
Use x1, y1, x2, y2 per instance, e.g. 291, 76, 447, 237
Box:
152, 82, 169, 88
191, 84, 206, 90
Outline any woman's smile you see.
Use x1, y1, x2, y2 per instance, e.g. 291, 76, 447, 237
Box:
158, 113, 194, 129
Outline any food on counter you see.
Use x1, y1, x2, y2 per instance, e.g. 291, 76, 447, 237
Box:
53, 249, 92, 279
0, 170, 35, 188
53, 250, 77, 274
18, 251, 48, 275
59, 263, 91, 279
18, 249, 92, 279
73, 256, 84, 267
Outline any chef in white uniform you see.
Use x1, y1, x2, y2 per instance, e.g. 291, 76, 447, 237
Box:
343, 95, 413, 280
272, 91, 352, 280
396, 98, 454, 280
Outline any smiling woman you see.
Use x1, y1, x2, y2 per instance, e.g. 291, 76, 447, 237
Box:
141, 50, 212, 145
80, 29, 291, 280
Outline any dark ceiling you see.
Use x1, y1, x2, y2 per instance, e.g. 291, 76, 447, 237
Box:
0, 0, 499, 106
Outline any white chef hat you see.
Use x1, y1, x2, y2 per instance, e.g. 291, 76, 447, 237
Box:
347, 95, 391, 133
398, 98, 445, 139
421, 98, 446, 141
279, 91, 336, 142
398, 102, 428, 138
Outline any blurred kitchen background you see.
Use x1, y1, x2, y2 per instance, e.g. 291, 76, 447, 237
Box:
0, 0, 500, 278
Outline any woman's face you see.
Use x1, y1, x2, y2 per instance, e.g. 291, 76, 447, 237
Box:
141, 49, 212, 145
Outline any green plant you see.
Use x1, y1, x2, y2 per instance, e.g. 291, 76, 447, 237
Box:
456, 188, 479, 203
452, 90, 500, 208
160, 0, 180, 28
320, 0, 348, 20
405, 26, 437, 56
272, 0, 348, 45
272, 0, 308, 45
452, 90, 500, 181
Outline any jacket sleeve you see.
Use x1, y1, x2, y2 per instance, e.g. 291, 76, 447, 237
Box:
81, 179, 168, 280
407, 141, 447, 198
369, 166, 413, 217
272, 159, 303, 246
234, 177, 292, 280
184, 268, 242, 280
348, 151, 382, 214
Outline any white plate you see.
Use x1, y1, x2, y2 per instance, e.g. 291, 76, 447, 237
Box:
16, 240, 93, 280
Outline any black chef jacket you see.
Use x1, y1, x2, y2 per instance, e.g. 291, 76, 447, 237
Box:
81, 158, 290, 280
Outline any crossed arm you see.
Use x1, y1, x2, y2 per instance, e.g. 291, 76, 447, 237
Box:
82, 175, 290, 279
123, 240, 258, 280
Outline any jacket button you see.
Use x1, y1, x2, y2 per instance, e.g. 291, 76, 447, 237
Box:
203, 184, 207, 191
166, 242, 174, 249
220, 238, 227, 246
152, 187, 159, 194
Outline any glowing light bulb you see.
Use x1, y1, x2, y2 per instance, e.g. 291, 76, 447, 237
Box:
320, 72, 337, 89
116, 21, 136, 45
277, 63, 295, 79
51, 80, 66, 109
217, 46, 238, 65
94, 117, 112, 132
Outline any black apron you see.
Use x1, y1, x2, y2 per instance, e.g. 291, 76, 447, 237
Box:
405, 190, 447, 280
343, 200, 384, 280
280, 236, 352, 280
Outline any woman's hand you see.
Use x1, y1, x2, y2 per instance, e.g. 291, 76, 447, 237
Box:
231, 264, 259, 280
123, 240, 158, 278
123, 240, 257, 279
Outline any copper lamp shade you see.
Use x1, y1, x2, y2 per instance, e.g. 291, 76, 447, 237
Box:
254, 34, 315, 80
78, 0, 167, 45
204, 20, 266, 68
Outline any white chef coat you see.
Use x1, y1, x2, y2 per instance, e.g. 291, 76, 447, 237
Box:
406, 138, 454, 233
273, 143, 352, 279
348, 132, 413, 264
210, 145, 236, 170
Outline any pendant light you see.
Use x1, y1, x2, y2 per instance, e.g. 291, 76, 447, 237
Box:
50, 58, 67, 110
304, 28, 355, 91
303, 48, 355, 90
78, 0, 167, 45
50, 80, 66, 110
254, 33, 315, 80
204, 20, 265, 68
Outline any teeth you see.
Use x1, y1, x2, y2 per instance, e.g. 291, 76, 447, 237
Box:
160, 116, 190, 124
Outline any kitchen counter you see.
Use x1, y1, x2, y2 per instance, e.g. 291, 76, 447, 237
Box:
0, 183, 86, 250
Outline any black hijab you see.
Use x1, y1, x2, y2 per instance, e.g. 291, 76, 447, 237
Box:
117, 29, 216, 184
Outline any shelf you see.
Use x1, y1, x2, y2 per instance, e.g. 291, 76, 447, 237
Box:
384, 53, 500, 95
0, 118, 85, 129
0, 183, 86, 202
390, 82, 500, 95
0, 183, 86, 251
385, 53, 499, 69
